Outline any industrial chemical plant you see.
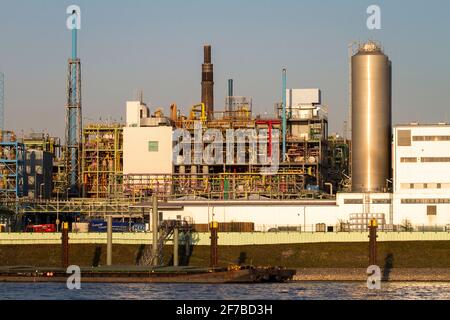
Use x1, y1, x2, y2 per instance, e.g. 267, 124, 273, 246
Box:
1, 17, 450, 236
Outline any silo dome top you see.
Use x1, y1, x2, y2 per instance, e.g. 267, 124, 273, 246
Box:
356, 41, 384, 55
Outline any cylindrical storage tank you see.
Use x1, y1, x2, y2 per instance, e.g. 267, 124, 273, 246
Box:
351, 41, 392, 192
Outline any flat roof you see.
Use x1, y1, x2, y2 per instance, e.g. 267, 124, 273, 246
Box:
394, 123, 449, 128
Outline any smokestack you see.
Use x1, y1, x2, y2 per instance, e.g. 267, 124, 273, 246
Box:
202, 45, 214, 120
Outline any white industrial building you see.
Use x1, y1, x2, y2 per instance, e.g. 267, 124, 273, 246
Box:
392, 123, 450, 227
123, 100, 173, 176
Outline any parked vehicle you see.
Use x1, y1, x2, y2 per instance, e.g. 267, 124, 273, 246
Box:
88, 220, 130, 233
24, 224, 56, 233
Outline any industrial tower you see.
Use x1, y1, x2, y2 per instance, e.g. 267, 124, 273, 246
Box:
0, 72, 4, 131
65, 12, 82, 196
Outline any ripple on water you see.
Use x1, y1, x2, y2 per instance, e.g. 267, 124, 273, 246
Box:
1, 282, 450, 300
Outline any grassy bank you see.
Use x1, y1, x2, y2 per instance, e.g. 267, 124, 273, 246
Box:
1, 242, 450, 268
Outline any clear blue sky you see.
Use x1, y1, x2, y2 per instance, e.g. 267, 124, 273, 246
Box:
1, 0, 449, 138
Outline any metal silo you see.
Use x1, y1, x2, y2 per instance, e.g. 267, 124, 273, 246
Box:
351, 41, 392, 193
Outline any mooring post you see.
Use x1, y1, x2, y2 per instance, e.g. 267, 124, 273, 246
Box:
369, 218, 378, 265
61, 222, 69, 269
152, 194, 159, 267
107, 215, 113, 266
209, 221, 219, 269
173, 227, 179, 267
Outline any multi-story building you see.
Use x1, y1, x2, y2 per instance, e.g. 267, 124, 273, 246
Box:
393, 123, 450, 227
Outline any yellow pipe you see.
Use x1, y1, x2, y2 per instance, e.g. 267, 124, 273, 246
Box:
190, 103, 207, 121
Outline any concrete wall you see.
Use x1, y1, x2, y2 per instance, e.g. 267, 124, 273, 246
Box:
1, 232, 450, 246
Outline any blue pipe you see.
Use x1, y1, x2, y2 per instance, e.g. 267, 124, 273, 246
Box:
282, 69, 287, 162
72, 28, 77, 59
228, 79, 233, 97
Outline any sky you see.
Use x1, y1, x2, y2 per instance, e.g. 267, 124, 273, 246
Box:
1, 0, 449, 138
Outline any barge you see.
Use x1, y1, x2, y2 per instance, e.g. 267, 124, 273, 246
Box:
0, 265, 296, 284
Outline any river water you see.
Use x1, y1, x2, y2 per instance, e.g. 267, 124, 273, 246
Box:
1, 282, 449, 300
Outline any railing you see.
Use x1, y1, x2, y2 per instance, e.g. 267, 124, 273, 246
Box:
253, 224, 450, 233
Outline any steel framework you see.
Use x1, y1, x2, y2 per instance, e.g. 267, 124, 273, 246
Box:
82, 123, 123, 198
65, 27, 82, 196
0, 133, 26, 201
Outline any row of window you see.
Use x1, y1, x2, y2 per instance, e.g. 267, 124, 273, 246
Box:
413, 136, 450, 141
343, 199, 392, 204
401, 199, 450, 204
397, 130, 450, 147
400, 183, 450, 189
400, 157, 450, 163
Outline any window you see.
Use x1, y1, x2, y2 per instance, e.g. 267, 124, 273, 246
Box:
400, 157, 417, 163
397, 130, 411, 146
427, 205, 437, 216
372, 199, 392, 204
421, 157, 450, 162
148, 141, 159, 152
402, 198, 450, 204
344, 199, 363, 204
413, 136, 450, 141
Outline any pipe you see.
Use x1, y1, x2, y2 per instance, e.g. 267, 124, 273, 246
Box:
227, 79, 233, 112
152, 194, 159, 267
170, 104, 177, 121
107, 215, 112, 266
228, 79, 233, 97
173, 227, 179, 267
282, 69, 287, 161
325, 182, 333, 196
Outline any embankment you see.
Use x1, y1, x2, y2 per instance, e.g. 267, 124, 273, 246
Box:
1, 242, 450, 269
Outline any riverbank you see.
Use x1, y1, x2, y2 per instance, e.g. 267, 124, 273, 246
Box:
293, 268, 450, 281
1, 242, 450, 268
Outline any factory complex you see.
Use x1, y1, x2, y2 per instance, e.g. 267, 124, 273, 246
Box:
1, 27, 450, 234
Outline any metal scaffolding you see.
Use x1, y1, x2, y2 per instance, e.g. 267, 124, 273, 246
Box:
82, 123, 123, 198
65, 26, 82, 197
0, 131, 27, 201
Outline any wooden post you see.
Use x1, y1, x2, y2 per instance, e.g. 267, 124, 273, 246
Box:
369, 218, 378, 265
61, 222, 69, 269
209, 221, 219, 269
